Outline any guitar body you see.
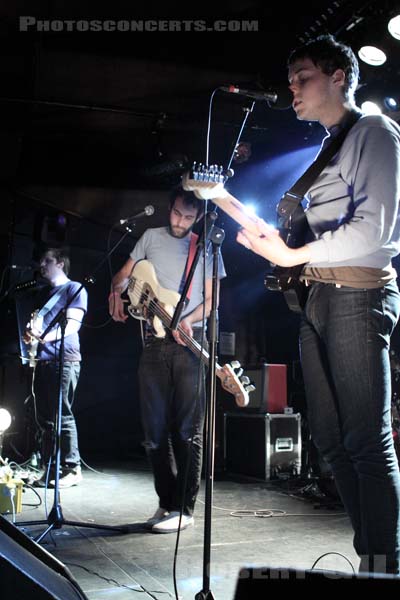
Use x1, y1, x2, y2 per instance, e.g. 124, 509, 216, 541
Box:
127, 259, 180, 338
27, 309, 44, 367
265, 204, 311, 312
127, 259, 255, 407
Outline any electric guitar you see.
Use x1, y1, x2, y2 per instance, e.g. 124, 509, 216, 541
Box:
182, 163, 309, 312
126, 259, 255, 407
26, 310, 44, 367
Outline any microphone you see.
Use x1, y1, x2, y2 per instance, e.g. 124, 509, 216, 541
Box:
220, 85, 278, 103
10, 264, 36, 270
14, 279, 40, 292
119, 205, 155, 225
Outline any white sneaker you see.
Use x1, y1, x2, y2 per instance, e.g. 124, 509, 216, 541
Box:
50, 466, 83, 489
146, 507, 169, 529
151, 511, 194, 534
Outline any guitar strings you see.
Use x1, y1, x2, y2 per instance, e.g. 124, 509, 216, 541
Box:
128, 283, 212, 364
128, 281, 247, 401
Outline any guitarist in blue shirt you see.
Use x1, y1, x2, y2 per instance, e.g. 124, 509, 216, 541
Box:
237, 34, 400, 574
24, 247, 87, 489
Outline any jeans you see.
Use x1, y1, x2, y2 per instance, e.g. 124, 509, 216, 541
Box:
300, 281, 400, 573
138, 331, 206, 516
34, 361, 81, 471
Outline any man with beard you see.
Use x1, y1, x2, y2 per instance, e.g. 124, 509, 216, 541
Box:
109, 186, 226, 533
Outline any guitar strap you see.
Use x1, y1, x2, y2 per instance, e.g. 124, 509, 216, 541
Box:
277, 111, 362, 227
37, 282, 70, 320
179, 232, 199, 303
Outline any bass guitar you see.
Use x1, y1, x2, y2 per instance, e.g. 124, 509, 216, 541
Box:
182, 163, 309, 312
126, 259, 255, 407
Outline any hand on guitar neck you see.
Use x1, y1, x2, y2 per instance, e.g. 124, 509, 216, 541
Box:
171, 317, 193, 346
182, 163, 312, 312
237, 222, 311, 267
182, 167, 310, 268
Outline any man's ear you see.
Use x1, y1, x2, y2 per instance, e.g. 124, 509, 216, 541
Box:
332, 68, 346, 87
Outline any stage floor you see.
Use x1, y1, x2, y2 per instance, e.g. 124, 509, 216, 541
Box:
12, 458, 357, 599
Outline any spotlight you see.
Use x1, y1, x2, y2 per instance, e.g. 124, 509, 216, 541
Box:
0, 408, 12, 460
0, 409, 11, 434
243, 203, 258, 217
358, 46, 387, 66
388, 15, 400, 40
384, 97, 398, 111
233, 142, 252, 164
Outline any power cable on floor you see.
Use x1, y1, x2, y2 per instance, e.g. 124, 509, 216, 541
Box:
65, 563, 172, 598
311, 551, 356, 574
72, 527, 175, 599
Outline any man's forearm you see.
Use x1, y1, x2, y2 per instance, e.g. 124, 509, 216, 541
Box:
111, 275, 128, 294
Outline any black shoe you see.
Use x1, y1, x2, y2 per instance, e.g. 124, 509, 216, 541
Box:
32, 476, 55, 488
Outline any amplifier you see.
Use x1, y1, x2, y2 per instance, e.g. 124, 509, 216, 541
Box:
243, 364, 287, 412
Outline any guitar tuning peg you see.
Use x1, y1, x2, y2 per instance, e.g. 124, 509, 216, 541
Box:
236, 368, 243, 378
230, 360, 241, 369
245, 384, 256, 394
240, 376, 250, 385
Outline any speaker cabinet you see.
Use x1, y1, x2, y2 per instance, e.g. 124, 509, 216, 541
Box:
243, 364, 287, 412
224, 412, 302, 480
234, 566, 400, 597
0, 515, 88, 599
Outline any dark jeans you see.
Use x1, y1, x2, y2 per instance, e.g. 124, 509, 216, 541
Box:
34, 361, 81, 471
300, 281, 400, 573
138, 331, 206, 516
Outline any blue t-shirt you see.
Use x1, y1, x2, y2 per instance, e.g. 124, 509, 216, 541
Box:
34, 280, 88, 362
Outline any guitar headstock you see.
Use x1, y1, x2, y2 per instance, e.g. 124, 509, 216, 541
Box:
218, 360, 256, 408
182, 162, 233, 200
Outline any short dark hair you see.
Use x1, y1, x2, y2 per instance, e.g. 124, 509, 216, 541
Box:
288, 34, 359, 98
43, 247, 70, 275
169, 186, 204, 218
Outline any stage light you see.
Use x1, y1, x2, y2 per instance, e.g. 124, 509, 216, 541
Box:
360, 101, 382, 115
384, 96, 398, 111
233, 142, 252, 164
0, 409, 11, 434
243, 204, 258, 217
358, 46, 387, 66
388, 15, 400, 40
0, 408, 12, 460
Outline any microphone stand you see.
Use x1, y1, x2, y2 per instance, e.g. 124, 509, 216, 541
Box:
170, 211, 225, 600
17, 219, 142, 542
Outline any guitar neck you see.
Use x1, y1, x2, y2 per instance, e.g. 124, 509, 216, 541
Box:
207, 191, 262, 237
152, 305, 222, 373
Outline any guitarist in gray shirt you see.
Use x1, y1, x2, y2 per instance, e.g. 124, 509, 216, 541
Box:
109, 187, 226, 533
237, 35, 400, 574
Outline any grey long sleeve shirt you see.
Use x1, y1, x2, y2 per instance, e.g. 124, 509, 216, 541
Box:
306, 112, 400, 270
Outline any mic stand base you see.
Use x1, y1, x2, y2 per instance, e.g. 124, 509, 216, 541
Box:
195, 591, 216, 600
18, 506, 128, 544
17, 318, 128, 544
